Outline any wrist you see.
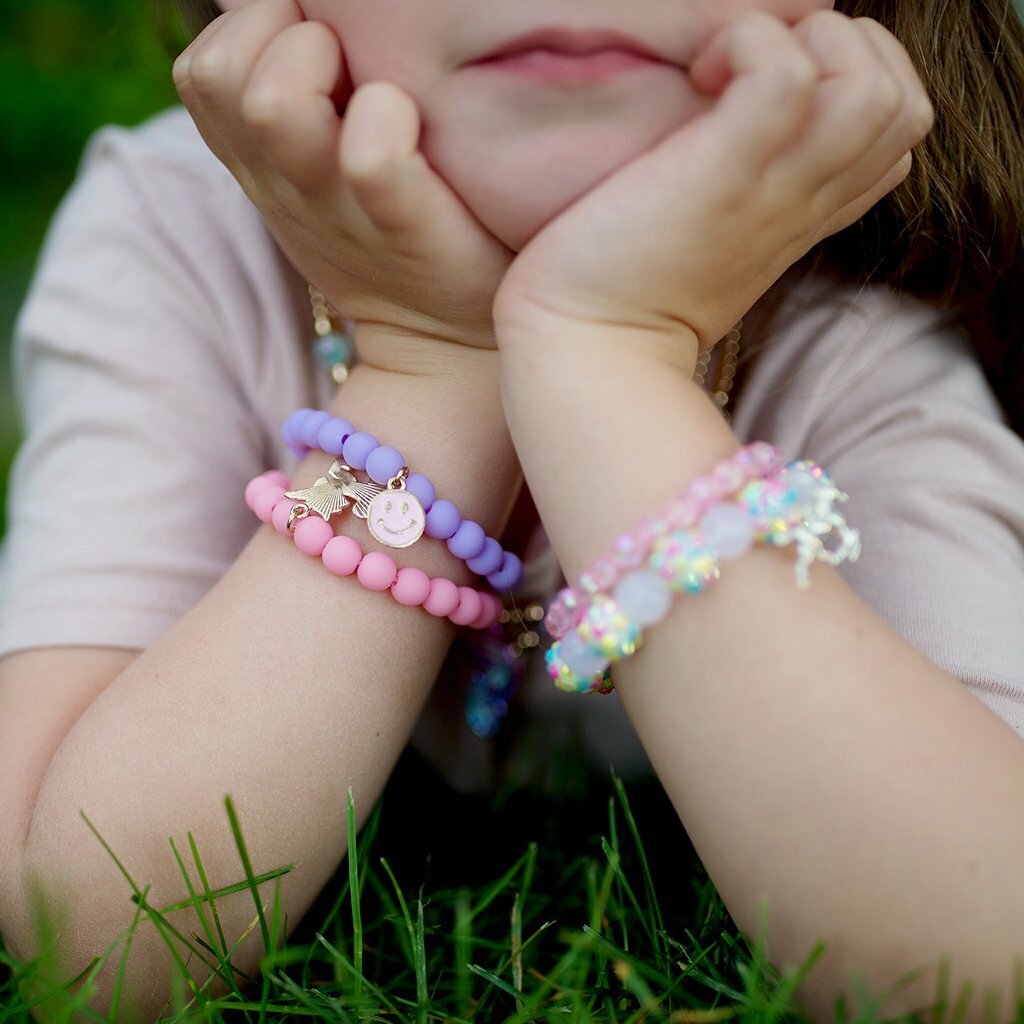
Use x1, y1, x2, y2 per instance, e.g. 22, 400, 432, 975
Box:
351, 321, 499, 377
494, 303, 701, 381
289, 357, 522, 588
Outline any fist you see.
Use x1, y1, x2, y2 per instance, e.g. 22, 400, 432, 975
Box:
172, 0, 513, 350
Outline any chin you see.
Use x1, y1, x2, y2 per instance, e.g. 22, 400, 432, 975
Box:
421, 92, 701, 250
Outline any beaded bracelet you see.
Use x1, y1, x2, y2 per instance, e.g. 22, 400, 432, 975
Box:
544, 440, 786, 641
282, 407, 524, 590
545, 458, 863, 694
246, 471, 503, 630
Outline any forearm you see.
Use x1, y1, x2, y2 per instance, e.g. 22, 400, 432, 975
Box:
498, 323, 1024, 1022
19, 344, 520, 1021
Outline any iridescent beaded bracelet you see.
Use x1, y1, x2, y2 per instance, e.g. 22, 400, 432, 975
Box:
545, 459, 863, 695
282, 407, 523, 591
544, 441, 786, 641
245, 470, 503, 630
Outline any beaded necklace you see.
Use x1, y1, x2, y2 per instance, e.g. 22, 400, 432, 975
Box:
305, 286, 741, 737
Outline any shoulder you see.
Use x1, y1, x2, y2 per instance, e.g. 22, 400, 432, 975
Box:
39, 105, 268, 273
732, 275, 1010, 454
75, 104, 237, 198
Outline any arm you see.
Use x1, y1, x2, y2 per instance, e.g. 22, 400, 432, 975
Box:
489, 9, 1024, 1019
2, 8, 520, 1015
1, 338, 520, 1024
496, 319, 1024, 1023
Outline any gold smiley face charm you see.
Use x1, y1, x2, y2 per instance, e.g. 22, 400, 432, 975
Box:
367, 469, 426, 550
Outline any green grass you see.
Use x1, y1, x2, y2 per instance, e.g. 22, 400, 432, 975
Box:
0, 758, 994, 1024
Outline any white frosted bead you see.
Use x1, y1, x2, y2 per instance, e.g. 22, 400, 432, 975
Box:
612, 569, 673, 627
699, 503, 755, 559
777, 465, 820, 503
560, 631, 610, 678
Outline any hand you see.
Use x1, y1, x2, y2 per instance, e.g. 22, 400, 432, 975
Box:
172, 0, 513, 354
493, 11, 935, 356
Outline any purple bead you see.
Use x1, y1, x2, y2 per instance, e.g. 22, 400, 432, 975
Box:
317, 417, 355, 456
365, 445, 406, 485
282, 408, 314, 446
466, 537, 504, 576
300, 410, 332, 449
342, 431, 379, 471
404, 473, 435, 512
447, 520, 487, 560
488, 552, 523, 591
424, 499, 461, 540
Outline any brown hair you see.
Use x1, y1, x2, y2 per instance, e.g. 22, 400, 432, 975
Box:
157, 0, 1024, 438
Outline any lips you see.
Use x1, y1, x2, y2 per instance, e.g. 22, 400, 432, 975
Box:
472, 27, 668, 66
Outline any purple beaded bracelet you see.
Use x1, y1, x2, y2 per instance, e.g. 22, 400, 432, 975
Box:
282, 407, 524, 591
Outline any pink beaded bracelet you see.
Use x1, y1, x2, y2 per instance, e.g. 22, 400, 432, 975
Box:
245, 471, 503, 631
544, 441, 787, 640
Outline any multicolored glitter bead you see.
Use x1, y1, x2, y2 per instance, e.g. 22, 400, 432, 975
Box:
577, 596, 641, 660
649, 530, 721, 594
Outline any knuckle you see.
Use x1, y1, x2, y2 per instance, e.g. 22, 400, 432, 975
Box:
912, 95, 936, 138
856, 79, 902, 130
773, 56, 818, 98
240, 88, 290, 130
186, 45, 232, 94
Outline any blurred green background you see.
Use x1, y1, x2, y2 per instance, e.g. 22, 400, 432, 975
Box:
0, 0, 187, 537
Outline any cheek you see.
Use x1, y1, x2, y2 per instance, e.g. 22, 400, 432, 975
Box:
297, 1, 443, 91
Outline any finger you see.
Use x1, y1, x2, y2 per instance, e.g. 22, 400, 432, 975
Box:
177, 0, 304, 135
815, 151, 914, 242
778, 12, 928, 194
791, 18, 933, 222
242, 20, 351, 191
689, 14, 818, 174
340, 82, 443, 236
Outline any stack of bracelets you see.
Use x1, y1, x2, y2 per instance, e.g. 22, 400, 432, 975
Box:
245, 411, 863, 698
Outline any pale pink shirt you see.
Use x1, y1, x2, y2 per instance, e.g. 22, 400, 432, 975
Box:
2, 107, 1024, 795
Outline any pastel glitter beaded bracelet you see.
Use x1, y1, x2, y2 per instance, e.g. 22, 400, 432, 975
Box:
544, 441, 787, 641
545, 459, 863, 694
246, 471, 503, 630
282, 407, 523, 591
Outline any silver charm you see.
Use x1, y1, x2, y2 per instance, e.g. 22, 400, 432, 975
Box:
367, 468, 426, 550
772, 463, 863, 589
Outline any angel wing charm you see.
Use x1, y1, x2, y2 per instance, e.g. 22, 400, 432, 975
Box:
283, 476, 350, 522
325, 460, 384, 520
342, 479, 386, 520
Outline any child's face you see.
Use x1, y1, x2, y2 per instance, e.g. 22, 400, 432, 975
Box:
222, 0, 832, 248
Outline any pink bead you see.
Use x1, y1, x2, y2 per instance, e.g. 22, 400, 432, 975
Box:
245, 474, 275, 510
293, 516, 334, 557
254, 485, 286, 523
713, 462, 747, 494
272, 499, 296, 536
263, 470, 290, 488
579, 557, 618, 595
449, 587, 483, 627
391, 567, 432, 607
470, 592, 503, 630
665, 496, 699, 530
322, 535, 362, 576
689, 476, 720, 504
753, 441, 783, 468
612, 534, 647, 571
357, 551, 398, 591
544, 591, 579, 639
423, 578, 461, 618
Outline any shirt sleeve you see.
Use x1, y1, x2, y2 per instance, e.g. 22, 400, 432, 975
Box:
0, 122, 270, 659
799, 303, 1024, 734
